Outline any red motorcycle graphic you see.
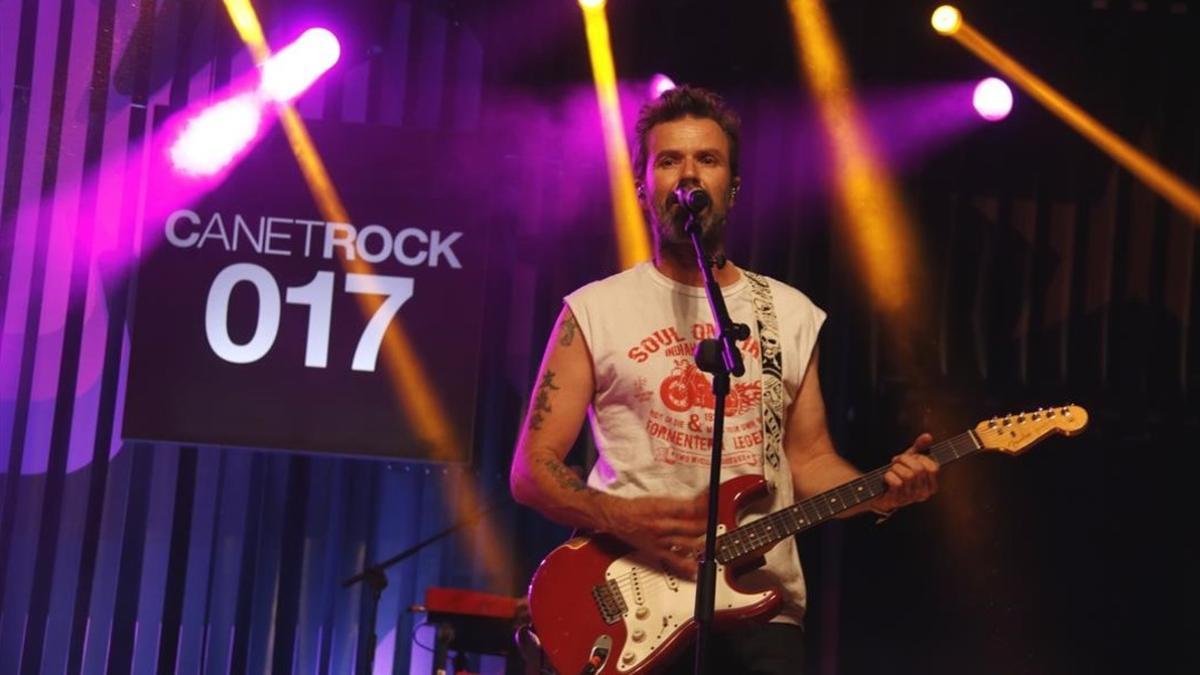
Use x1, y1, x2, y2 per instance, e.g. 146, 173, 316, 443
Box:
659, 359, 761, 416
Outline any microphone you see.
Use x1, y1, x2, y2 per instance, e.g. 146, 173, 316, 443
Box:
673, 182, 710, 213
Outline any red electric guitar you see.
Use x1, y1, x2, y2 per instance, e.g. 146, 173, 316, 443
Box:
527, 405, 1088, 675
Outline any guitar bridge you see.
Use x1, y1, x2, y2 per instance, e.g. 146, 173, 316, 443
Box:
591, 578, 627, 625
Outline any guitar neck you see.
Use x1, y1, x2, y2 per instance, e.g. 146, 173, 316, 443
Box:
715, 430, 983, 563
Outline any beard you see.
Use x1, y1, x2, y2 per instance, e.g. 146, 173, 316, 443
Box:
652, 199, 727, 254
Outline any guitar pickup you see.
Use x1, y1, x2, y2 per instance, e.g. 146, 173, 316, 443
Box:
591, 579, 628, 625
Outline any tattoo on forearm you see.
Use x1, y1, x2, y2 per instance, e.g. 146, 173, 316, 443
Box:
558, 313, 578, 347
540, 457, 589, 492
530, 369, 560, 431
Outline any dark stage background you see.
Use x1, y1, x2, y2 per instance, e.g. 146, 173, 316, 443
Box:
1, 0, 1197, 673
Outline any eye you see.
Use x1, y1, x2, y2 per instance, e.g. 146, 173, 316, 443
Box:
700, 154, 719, 165
656, 156, 679, 168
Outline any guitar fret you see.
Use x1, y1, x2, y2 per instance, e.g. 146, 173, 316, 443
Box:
784, 508, 800, 532
843, 483, 860, 505
792, 505, 808, 527
803, 501, 820, 524
852, 480, 872, 503
802, 501, 818, 522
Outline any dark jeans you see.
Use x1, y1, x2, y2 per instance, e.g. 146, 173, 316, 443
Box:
661, 622, 805, 675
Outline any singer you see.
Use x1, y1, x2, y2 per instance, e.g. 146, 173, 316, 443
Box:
509, 86, 939, 674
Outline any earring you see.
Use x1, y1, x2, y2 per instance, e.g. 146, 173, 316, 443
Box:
636, 185, 646, 199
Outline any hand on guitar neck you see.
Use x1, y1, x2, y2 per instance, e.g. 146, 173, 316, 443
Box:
870, 432, 941, 516
596, 491, 709, 580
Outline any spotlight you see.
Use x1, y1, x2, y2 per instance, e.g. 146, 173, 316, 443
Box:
972, 77, 1013, 121
649, 73, 676, 99
166, 28, 342, 178
259, 27, 342, 102
931, 5, 962, 35
578, 0, 606, 9
169, 93, 263, 176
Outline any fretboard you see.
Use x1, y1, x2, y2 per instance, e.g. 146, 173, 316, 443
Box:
715, 430, 982, 564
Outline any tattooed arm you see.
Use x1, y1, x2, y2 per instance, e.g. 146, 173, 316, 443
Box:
510, 306, 706, 576
509, 306, 606, 528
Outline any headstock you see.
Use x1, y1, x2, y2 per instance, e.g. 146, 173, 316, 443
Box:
974, 405, 1088, 455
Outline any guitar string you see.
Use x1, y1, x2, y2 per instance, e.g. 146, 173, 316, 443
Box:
589, 419, 1075, 604
592, 423, 1074, 614
602, 432, 984, 593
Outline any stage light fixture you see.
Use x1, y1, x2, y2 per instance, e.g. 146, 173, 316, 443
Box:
169, 93, 263, 176
932, 5, 962, 35
939, 11, 1200, 222
259, 27, 342, 102
167, 27, 341, 178
972, 77, 1013, 121
578, 0, 606, 9
649, 73, 677, 99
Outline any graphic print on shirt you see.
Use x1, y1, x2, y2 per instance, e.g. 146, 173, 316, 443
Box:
627, 321, 763, 468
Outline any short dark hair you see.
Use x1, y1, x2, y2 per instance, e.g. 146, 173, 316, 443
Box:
633, 85, 742, 181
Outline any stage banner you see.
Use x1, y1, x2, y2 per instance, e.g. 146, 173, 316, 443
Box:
123, 122, 489, 462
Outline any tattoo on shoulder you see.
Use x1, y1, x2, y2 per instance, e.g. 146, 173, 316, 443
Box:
540, 456, 590, 492
558, 313, 579, 347
530, 369, 561, 431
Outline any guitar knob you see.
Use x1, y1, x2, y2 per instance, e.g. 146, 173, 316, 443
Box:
631, 629, 646, 642
635, 607, 650, 620
622, 652, 636, 665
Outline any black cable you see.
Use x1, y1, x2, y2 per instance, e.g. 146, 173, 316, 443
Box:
410, 620, 434, 652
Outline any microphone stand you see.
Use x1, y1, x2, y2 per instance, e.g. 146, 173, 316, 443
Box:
683, 208, 750, 675
342, 491, 509, 675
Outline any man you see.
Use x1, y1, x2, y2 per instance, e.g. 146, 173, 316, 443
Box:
509, 86, 938, 674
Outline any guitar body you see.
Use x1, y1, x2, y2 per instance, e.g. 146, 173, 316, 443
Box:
528, 475, 783, 675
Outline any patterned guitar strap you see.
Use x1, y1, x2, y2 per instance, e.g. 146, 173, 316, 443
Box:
743, 271, 785, 491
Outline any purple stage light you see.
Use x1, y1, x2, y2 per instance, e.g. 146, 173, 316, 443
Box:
260, 27, 342, 103
649, 73, 676, 99
973, 77, 1013, 121
169, 93, 263, 177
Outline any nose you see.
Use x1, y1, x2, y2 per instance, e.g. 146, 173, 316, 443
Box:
679, 157, 699, 179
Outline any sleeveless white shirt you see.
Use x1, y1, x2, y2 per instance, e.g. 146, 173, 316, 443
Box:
565, 261, 826, 622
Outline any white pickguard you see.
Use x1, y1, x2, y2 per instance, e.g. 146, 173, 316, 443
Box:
603, 525, 773, 672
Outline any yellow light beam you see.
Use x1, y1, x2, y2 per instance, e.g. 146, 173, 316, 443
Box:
788, 0, 918, 315
220, 0, 512, 587
278, 107, 465, 462
936, 7, 1200, 224
222, 0, 270, 62
580, 2, 651, 269
222, 0, 462, 463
